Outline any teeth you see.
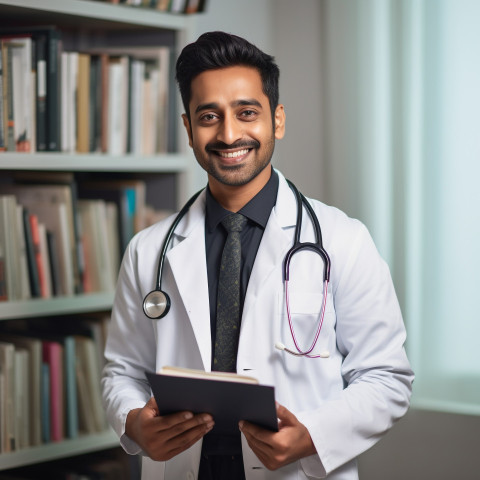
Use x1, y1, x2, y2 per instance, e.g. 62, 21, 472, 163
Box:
218, 149, 249, 158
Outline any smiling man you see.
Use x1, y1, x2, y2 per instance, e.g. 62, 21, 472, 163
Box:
102, 32, 414, 480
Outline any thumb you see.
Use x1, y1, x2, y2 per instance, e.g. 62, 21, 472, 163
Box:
276, 402, 298, 427
145, 396, 159, 416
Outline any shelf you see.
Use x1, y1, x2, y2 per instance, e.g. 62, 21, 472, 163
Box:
0, 0, 192, 31
0, 152, 192, 173
0, 429, 119, 471
0, 292, 114, 320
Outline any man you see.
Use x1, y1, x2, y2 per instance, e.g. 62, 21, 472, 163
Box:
102, 32, 414, 480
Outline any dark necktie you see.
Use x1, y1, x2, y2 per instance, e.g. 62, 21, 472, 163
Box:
213, 213, 247, 372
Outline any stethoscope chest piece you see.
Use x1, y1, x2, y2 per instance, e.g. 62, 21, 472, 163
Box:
143, 289, 171, 319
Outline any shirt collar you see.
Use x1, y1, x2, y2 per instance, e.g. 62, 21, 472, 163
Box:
206, 167, 279, 232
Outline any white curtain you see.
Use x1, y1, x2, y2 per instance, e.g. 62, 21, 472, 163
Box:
320, 0, 480, 415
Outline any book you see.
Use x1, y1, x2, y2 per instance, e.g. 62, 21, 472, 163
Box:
0, 333, 42, 447
107, 55, 129, 154
0, 183, 79, 296
78, 179, 146, 253
0, 342, 16, 452
74, 335, 106, 433
67, 51, 79, 153
77, 199, 118, 293
37, 222, 53, 298
42, 340, 64, 442
87, 45, 170, 153
28, 213, 48, 298
35, 33, 47, 151
76, 53, 90, 153
0, 27, 62, 151
8, 36, 33, 152
146, 366, 278, 435
0, 195, 20, 301
0, 42, 6, 151
15, 204, 31, 300
11, 172, 86, 295
40, 362, 50, 443
22, 207, 40, 298
13, 348, 30, 449
1, 39, 15, 151
90, 54, 103, 152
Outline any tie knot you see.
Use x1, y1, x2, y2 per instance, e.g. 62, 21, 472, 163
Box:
221, 213, 247, 233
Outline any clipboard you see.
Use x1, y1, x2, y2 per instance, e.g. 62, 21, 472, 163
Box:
145, 367, 278, 435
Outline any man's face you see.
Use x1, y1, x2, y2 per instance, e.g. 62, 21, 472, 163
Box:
182, 66, 285, 191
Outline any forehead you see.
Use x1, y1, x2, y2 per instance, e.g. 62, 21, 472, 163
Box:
189, 65, 268, 108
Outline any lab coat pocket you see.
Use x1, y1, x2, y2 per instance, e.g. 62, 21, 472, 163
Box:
278, 291, 335, 355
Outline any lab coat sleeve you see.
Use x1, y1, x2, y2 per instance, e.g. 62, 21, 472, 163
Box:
297, 220, 414, 477
101, 236, 157, 455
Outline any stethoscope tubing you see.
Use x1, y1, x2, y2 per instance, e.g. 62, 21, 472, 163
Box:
143, 180, 332, 359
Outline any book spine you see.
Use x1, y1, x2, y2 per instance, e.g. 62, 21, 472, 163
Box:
35, 35, 47, 151
29, 213, 48, 298
63, 336, 78, 439
46, 30, 61, 151
40, 362, 50, 443
77, 53, 90, 153
42, 341, 64, 442
46, 230, 61, 296
0, 43, 5, 151
22, 207, 41, 298
4, 42, 15, 151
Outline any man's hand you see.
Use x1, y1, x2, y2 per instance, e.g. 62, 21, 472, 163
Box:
125, 397, 214, 461
239, 403, 316, 470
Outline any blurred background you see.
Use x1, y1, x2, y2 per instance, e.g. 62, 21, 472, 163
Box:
189, 0, 480, 478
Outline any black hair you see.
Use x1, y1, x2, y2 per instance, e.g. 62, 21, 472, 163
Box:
175, 31, 280, 120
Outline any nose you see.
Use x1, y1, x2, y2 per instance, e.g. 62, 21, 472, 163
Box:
217, 114, 242, 145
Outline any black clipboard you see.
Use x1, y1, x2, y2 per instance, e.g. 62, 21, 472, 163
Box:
145, 369, 278, 435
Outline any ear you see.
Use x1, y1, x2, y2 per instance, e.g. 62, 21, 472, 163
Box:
274, 104, 286, 140
182, 113, 193, 148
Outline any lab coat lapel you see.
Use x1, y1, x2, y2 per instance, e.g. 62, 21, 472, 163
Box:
166, 191, 212, 371
242, 173, 297, 321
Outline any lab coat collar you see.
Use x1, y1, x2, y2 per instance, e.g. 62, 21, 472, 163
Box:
164, 171, 298, 371
165, 189, 211, 370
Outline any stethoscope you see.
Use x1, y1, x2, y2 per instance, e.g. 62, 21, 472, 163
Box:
143, 180, 331, 359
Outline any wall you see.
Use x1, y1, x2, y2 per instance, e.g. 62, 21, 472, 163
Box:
358, 409, 480, 480
185, 1, 480, 478
188, 0, 325, 200
187, 0, 276, 191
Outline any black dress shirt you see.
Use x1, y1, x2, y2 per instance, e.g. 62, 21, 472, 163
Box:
205, 168, 279, 360
201, 168, 279, 457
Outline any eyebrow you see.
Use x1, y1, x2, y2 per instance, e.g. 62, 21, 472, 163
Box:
194, 98, 263, 114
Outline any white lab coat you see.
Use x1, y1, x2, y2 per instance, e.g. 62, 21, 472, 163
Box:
102, 170, 413, 480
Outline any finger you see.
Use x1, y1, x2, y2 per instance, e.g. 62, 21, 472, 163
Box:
239, 420, 276, 457
144, 396, 159, 416
275, 403, 298, 427
165, 422, 214, 459
158, 412, 214, 432
150, 418, 215, 461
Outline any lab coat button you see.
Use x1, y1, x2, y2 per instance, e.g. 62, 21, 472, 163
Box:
186, 472, 195, 480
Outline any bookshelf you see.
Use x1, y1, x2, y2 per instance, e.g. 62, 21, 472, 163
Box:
0, 0, 198, 474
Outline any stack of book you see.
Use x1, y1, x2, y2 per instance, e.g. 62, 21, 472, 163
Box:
0, 315, 109, 453
0, 173, 172, 302
0, 26, 172, 154
104, 0, 208, 14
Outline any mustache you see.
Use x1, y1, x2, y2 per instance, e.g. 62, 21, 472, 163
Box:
206, 140, 260, 152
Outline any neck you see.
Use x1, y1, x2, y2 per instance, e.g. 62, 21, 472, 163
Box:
209, 167, 272, 212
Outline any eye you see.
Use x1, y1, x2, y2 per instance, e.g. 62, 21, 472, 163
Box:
239, 109, 257, 120
199, 113, 218, 123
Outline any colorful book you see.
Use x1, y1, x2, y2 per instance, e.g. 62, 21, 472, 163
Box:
42, 340, 64, 442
